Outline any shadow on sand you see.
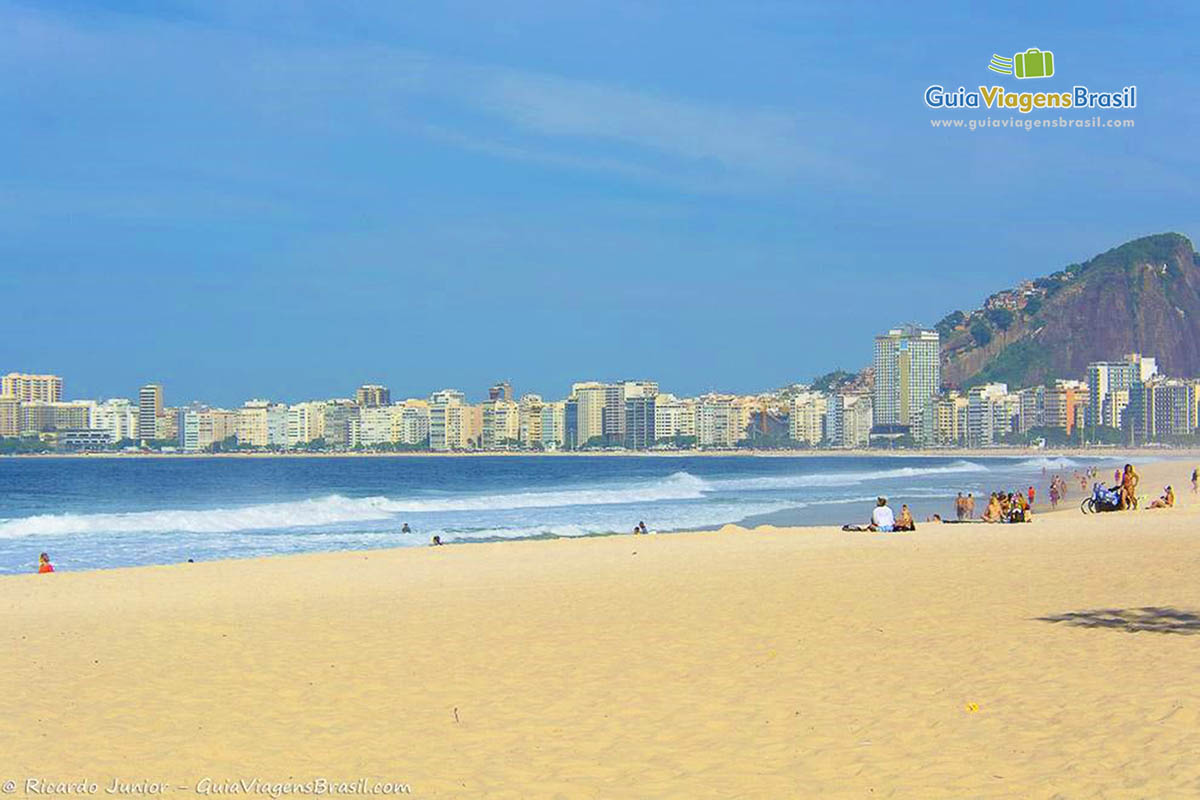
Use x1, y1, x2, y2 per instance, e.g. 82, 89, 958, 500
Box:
1038, 607, 1200, 635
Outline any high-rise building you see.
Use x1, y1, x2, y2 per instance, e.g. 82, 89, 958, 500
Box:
624, 395, 656, 449
826, 392, 873, 448
488, 382, 513, 402
0, 397, 20, 437
323, 401, 361, 450
789, 392, 828, 446
1046, 380, 1085, 435
932, 393, 969, 447
540, 401, 565, 450
287, 402, 326, 447
571, 382, 607, 447
138, 384, 163, 442
481, 398, 520, 449
92, 399, 138, 443
696, 395, 740, 448
1, 373, 63, 403
966, 383, 1017, 447
390, 401, 430, 447
1087, 354, 1155, 430
651, 394, 696, 444
429, 390, 468, 451
19, 401, 94, 435
178, 409, 201, 452
355, 384, 391, 408
358, 406, 395, 446
517, 395, 544, 449
872, 327, 940, 436
1140, 377, 1196, 441
1017, 386, 1046, 434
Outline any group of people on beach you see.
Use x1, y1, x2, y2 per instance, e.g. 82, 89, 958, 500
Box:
952, 488, 1034, 523
980, 489, 1034, 523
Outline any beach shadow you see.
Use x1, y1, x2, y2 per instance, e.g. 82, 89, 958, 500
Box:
1038, 607, 1200, 635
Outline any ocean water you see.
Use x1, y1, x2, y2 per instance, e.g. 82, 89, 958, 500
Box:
0, 454, 1123, 574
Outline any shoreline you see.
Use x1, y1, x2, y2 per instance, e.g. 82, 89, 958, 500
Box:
4, 461, 1183, 580
5, 446, 1199, 460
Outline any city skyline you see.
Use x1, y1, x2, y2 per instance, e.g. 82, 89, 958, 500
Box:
3, 2, 1198, 405
6, 341, 1199, 452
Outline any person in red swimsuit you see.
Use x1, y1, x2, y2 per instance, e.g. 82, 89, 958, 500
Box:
38, 552, 54, 574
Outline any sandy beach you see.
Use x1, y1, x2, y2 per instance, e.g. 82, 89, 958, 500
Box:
3, 460, 1199, 798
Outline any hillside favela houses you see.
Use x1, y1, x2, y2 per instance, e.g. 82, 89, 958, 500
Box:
1, 341, 1197, 454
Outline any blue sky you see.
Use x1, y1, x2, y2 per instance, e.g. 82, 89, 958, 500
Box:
2, 1, 1197, 405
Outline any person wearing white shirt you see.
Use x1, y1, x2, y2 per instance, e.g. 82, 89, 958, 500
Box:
869, 497, 895, 532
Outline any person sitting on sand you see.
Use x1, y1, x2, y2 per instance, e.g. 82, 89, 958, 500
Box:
38, 552, 54, 574
1149, 486, 1175, 509
1120, 464, 1140, 510
638, 521, 648, 535
868, 497, 895, 532
982, 494, 1003, 523
894, 504, 916, 532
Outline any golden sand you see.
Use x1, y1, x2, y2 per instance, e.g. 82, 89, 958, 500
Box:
3, 461, 1199, 798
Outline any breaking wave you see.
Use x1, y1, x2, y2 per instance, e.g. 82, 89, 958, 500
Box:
0, 472, 711, 538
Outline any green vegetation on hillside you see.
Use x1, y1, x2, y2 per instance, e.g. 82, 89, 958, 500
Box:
811, 369, 854, 392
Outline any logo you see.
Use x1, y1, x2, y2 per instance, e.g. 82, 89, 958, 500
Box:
924, 46, 1136, 115
989, 48, 1055, 79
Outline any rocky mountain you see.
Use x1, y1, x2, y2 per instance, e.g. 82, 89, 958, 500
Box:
938, 233, 1200, 389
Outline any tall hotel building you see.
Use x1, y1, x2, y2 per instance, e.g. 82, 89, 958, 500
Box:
1, 373, 63, 403
872, 326, 940, 436
138, 384, 163, 441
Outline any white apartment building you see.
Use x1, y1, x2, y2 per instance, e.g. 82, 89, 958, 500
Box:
789, 392, 828, 446
91, 398, 138, 443
391, 401, 430, 446
429, 390, 469, 451
967, 383, 1017, 447
358, 406, 395, 447
540, 401, 565, 450
697, 395, 740, 448
517, 394, 544, 448
236, 400, 286, 448
482, 398, 520, 449
287, 401, 326, 446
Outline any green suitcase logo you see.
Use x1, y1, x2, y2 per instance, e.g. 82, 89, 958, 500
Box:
987, 48, 1055, 79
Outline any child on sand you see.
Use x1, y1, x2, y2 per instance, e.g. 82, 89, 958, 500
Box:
38, 552, 54, 573
894, 504, 916, 532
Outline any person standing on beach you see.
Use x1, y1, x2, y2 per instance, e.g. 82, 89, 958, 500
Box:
1191, 467, 1198, 495
955, 492, 966, 521
1027, 486, 1036, 508
966, 493, 976, 519
1119, 464, 1140, 510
